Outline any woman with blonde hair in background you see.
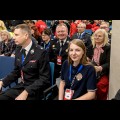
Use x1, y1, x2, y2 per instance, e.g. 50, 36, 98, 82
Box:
0, 30, 16, 56
91, 28, 111, 100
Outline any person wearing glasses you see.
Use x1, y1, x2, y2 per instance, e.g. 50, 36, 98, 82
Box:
91, 28, 111, 100
100, 21, 111, 44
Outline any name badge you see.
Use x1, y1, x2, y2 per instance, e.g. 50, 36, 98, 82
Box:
21, 70, 24, 83
76, 73, 82, 81
57, 56, 62, 65
64, 89, 74, 100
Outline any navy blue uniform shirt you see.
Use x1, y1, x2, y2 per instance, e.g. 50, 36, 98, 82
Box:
61, 60, 97, 99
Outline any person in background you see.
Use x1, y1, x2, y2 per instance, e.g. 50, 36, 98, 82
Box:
0, 30, 16, 57
0, 24, 50, 100
51, 20, 70, 38
82, 20, 93, 29
71, 22, 93, 60
35, 20, 47, 34
25, 20, 42, 45
68, 20, 77, 39
30, 25, 42, 45
91, 28, 111, 100
100, 21, 111, 44
59, 39, 97, 100
41, 28, 53, 52
48, 23, 71, 86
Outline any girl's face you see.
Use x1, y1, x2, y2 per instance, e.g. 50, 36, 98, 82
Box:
69, 43, 84, 63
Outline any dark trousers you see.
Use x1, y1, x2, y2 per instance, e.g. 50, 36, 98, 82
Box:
0, 88, 41, 100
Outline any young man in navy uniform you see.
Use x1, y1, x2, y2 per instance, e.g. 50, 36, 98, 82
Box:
0, 24, 50, 100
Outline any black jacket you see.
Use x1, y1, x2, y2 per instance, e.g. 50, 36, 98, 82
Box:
2, 41, 50, 96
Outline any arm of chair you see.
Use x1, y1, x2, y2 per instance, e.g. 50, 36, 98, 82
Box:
43, 84, 58, 100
